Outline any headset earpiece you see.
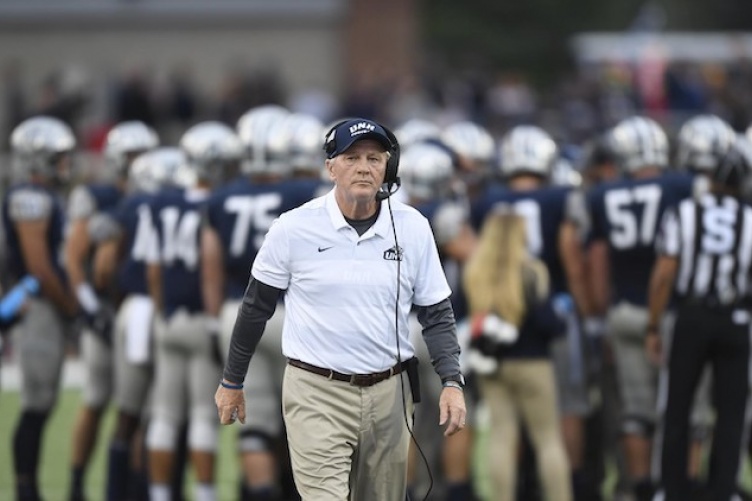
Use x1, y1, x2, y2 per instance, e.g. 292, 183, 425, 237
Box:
381, 124, 400, 186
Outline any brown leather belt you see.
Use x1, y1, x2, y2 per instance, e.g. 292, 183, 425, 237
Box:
287, 358, 409, 387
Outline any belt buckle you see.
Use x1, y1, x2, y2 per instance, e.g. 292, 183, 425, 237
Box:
350, 374, 373, 387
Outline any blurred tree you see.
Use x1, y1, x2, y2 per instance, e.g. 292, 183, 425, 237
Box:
422, 0, 752, 89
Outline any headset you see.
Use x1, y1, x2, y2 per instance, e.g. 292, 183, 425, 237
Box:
322, 120, 401, 200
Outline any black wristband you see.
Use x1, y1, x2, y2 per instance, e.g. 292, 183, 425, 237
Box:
220, 380, 243, 390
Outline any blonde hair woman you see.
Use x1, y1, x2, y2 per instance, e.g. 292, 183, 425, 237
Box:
464, 211, 572, 501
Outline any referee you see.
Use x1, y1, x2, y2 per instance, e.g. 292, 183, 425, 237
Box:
646, 138, 752, 501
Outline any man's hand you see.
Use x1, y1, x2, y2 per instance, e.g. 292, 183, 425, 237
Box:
86, 306, 114, 345
215, 383, 246, 425
439, 386, 467, 437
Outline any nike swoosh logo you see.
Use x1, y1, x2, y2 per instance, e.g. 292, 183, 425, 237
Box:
318, 246, 333, 252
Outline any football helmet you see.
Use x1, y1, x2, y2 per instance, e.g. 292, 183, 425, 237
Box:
179, 121, 243, 184
11, 115, 76, 179
267, 113, 326, 175
498, 125, 558, 179
712, 135, 752, 194
236, 104, 291, 176
440, 121, 495, 165
676, 114, 736, 173
399, 142, 456, 201
395, 118, 442, 149
104, 121, 159, 175
128, 147, 191, 194
608, 116, 669, 173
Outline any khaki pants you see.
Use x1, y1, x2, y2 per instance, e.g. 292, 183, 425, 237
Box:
480, 359, 572, 501
282, 363, 414, 501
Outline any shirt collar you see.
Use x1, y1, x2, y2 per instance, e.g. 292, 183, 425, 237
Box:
324, 188, 392, 238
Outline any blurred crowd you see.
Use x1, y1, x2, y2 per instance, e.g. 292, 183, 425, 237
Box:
3, 54, 752, 160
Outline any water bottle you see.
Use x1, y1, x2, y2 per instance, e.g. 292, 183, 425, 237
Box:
0, 275, 40, 321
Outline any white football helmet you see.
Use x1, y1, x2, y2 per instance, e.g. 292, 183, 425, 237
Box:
128, 147, 192, 194
267, 113, 326, 175
498, 125, 558, 179
104, 121, 159, 175
180, 121, 243, 184
676, 115, 736, 173
395, 118, 442, 149
440, 121, 495, 165
399, 142, 456, 201
236, 104, 291, 176
608, 116, 669, 172
11, 116, 76, 179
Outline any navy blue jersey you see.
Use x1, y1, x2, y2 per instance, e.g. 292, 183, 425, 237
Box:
472, 183, 572, 294
68, 182, 123, 221
114, 192, 155, 296
87, 183, 122, 212
587, 171, 693, 305
413, 198, 469, 320
2, 183, 66, 282
149, 189, 209, 317
205, 177, 317, 299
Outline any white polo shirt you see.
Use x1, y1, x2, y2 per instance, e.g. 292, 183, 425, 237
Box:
252, 189, 451, 374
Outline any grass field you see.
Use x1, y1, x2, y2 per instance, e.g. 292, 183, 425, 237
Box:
5, 382, 748, 501
0, 387, 491, 501
0, 389, 243, 501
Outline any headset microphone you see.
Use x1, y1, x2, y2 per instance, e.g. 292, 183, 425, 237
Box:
375, 176, 402, 201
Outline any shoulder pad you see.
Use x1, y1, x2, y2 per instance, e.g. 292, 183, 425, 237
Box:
8, 189, 53, 221
67, 185, 97, 220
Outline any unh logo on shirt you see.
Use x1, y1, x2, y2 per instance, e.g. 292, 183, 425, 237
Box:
383, 245, 403, 261
349, 122, 375, 136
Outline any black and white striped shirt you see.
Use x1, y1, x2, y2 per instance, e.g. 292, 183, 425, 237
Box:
657, 193, 752, 306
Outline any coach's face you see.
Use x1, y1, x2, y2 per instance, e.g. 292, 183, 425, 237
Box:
327, 139, 388, 205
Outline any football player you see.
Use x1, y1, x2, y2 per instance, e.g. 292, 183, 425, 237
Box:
3, 116, 79, 501
201, 105, 319, 500
92, 147, 188, 501
145, 122, 242, 501
586, 116, 693, 501
65, 121, 158, 501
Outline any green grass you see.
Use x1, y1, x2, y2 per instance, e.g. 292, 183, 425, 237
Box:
0, 389, 242, 501
8, 388, 749, 501
0, 388, 489, 501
